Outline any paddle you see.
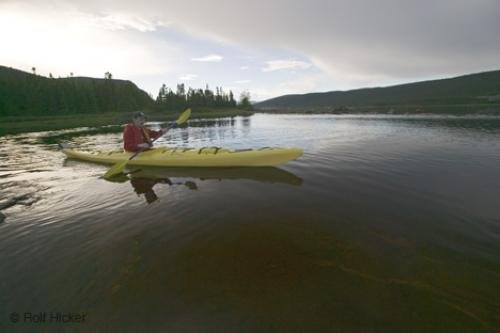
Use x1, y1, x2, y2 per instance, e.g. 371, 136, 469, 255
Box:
103, 108, 191, 179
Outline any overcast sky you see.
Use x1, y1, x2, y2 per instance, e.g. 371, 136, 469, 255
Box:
1, 0, 499, 101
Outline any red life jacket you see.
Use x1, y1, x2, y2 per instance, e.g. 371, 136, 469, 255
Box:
123, 123, 162, 152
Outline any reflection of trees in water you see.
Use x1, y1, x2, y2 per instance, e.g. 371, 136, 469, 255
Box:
241, 117, 251, 128
172, 118, 250, 143
187, 118, 236, 128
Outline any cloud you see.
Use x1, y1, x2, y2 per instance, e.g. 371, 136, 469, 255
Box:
262, 60, 312, 72
240, 66, 249, 70
97, 13, 162, 32
235, 79, 251, 84
46, 0, 500, 86
4, 0, 500, 92
0, 2, 179, 79
191, 54, 223, 62
179, 74, 198, 80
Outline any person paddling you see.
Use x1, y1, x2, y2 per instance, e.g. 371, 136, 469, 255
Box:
123, 111, 168, 152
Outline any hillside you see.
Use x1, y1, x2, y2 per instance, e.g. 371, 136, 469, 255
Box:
0, 66, 154, 117
255, 70, 500, 114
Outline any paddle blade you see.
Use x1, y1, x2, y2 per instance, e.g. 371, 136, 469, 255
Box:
103, 160, 129, 179
175, 108, 191, 125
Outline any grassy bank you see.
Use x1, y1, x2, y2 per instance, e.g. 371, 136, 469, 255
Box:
0, 108, 253, 136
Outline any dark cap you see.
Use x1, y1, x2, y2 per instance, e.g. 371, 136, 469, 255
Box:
133, 111, 146, 119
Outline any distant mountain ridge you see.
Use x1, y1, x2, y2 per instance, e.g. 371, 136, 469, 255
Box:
0, 66, 154, 117
255, 70, 500, 114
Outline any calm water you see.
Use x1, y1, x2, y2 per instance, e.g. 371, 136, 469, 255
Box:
1, 114, 500, 332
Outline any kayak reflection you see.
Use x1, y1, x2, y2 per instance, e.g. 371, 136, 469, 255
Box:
104, 166, 302, 204
130, 178, 198, 204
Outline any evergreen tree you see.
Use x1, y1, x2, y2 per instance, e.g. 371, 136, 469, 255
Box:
229, 90, 236, 107
176, 83, 185, 98
156, 84, 168, 104
204, 84, 213, 107
151, 82, 252, 111
238, 91, 252, 110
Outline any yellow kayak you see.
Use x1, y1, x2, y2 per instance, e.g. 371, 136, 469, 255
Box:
62, 146, 303, 167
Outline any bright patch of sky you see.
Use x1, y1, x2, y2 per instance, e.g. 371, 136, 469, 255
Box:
0, 2, 330, 101
191, 54, 223, 62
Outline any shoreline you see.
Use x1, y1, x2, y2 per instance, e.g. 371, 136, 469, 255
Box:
0, 108, 254, 136
3, 106, 500, 137
254, 103, 500, 116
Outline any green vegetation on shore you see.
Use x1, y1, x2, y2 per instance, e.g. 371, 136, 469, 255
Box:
0, 66, 153, 116
0, 65, 254, 135
255, 69, 500, 115
0, 66, 253, 117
